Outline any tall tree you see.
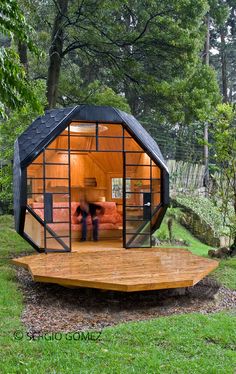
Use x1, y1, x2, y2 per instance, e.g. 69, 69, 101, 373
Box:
220, 25, 228, 102
0, 0, 39, 116
210, 103, 236, 250
203, 12, 211, 191
46, 0, 68, 108
45, 0, 212, 115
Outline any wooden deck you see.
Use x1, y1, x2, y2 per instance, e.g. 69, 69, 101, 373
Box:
11, 244, 218, 292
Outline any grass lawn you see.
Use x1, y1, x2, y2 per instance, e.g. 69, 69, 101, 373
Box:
0, 215, 235, 373
156, 217, 236, 290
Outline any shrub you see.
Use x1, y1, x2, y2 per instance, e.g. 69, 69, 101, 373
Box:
174, 195, 231, 237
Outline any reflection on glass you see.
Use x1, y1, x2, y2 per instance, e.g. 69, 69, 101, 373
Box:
125, 233, 151, 248
151, 208, 162, 229
126, 220, 150, 234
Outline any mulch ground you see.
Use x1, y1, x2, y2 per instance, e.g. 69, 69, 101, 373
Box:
13, 265, 236, 338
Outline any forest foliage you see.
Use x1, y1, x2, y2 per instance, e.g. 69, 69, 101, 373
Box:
0, 0, 236, 234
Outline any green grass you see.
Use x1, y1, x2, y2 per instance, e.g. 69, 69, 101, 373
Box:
0, 215, 33, 259
0, 215, 235, 373
156, 217, 236, 290
156, 218, 210, 256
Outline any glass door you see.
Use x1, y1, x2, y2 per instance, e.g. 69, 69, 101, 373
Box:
123, 151, 152, 248
26, 126, 72, 252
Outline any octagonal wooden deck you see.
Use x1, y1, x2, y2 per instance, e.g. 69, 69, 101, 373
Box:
11, 244, 218, 292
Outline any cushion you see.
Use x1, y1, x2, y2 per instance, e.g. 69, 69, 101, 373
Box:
31, 201, 122, 228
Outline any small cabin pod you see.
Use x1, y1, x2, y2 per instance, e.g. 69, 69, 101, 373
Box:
14, 105, 169, 252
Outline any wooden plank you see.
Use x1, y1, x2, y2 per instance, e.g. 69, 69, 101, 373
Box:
11, 246, 218, 292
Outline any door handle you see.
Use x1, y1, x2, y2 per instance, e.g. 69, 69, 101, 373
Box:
144, 202, 151, 206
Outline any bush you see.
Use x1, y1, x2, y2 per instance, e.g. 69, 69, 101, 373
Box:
174, 195, 231, 237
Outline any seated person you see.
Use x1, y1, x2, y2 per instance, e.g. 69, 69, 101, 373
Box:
74, 197, 104, 241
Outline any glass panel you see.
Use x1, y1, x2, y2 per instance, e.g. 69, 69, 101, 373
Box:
152, 179, 161, 193
126, 164, 151, 179
151, 208, 162, 229
126, 152, 151, 165
24, 210, 44, 248
49, 134, 68, 149
99, 124, 123, 136
124, 138, 143, 152
45, 204, 70, 250
124, 129, 132, 138
45, 150, 68, 164
45, 180, 69, 193
99, 137, 122, 151
128, 179, 151, 193
45, 231, 69, 251
152, 193, 161, 207
27, 194, 44, 208
27, 179, 43, 195
45, 164, 68, 179
126, 206, 144, 220
125, 233, 151, 248
70, 136, 96, 151
52, 193, 70, 203
126, 220, 150, 234
52, 205, 70, 221
47, 222, 69, 232
126, 192, 144, 206
152, 166, 160, 179
27, 164, 43, 178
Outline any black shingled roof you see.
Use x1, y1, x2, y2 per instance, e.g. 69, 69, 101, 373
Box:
16, 105, 168, 171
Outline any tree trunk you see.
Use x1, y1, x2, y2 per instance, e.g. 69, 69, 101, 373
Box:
203, 123, 209, 191
18, 41, 28, 74
46, 0, 68, 109
203, 13, 210, 193
220, 28, 228, 103
203, 13, 210, 65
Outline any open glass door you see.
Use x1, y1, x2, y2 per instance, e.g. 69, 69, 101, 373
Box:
123, 149, 162, 248
26, 126, 71, 252
123, 151, 152, 248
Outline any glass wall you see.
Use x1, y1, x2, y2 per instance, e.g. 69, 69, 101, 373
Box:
124, 147, 162, 248
24, 121, 162, 251
25, 128, 71, 252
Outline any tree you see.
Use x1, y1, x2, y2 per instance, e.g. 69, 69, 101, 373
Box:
0, 82, 46, 207
0, 0, 40, 116
46, 0, 68, 108
210, 103, 236, 249
44, 0, 213, 116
